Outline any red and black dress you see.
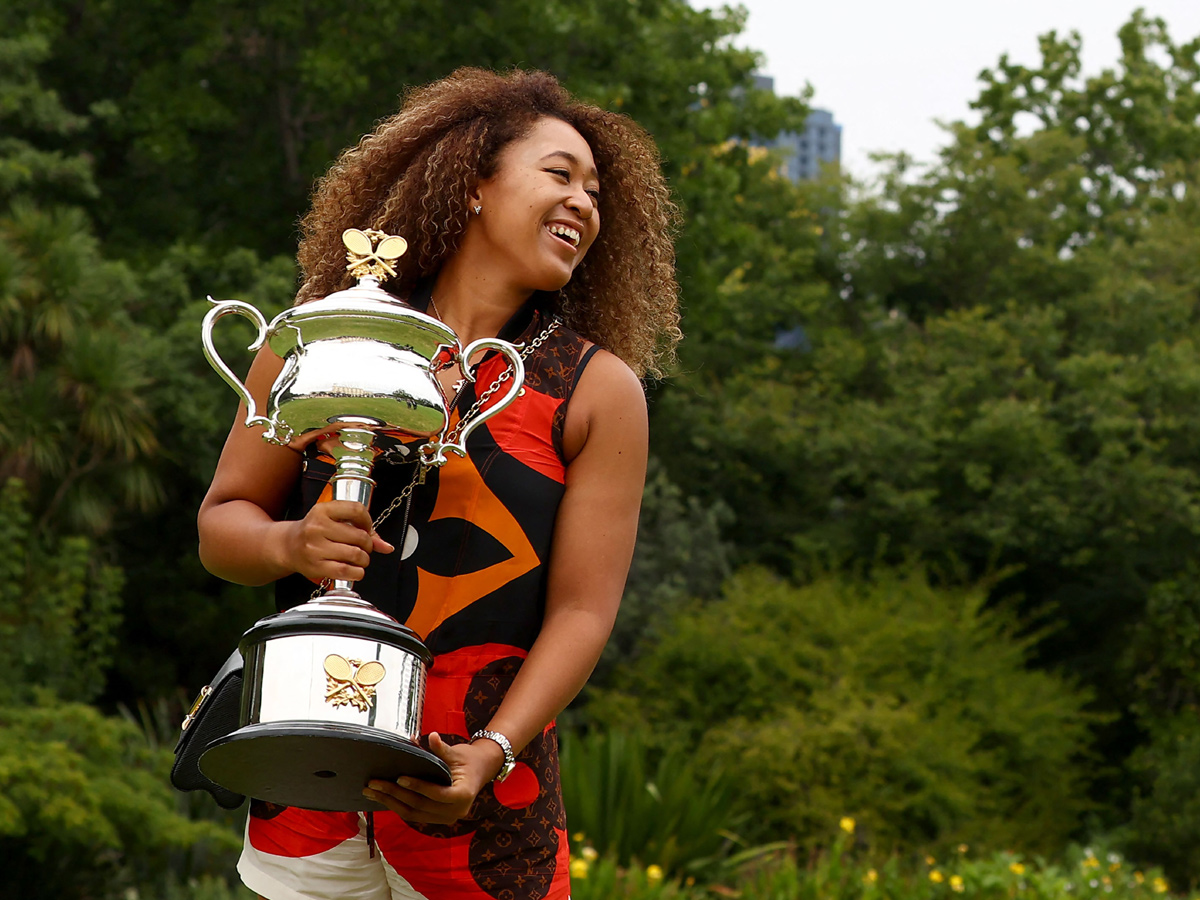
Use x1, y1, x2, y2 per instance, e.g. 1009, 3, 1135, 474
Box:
238, 291, 598, 900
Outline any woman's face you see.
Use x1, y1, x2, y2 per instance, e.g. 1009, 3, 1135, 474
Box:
470, 117, 601, 293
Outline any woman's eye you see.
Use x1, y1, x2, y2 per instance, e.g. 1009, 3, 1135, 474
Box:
547, 168, 570, 180
586, 189, 601, 201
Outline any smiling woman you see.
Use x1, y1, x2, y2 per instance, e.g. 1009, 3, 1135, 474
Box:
196, 68, 681, 900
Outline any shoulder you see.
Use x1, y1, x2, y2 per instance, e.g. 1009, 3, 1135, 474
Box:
561, 347, 647, 462
575, 347, 644, 402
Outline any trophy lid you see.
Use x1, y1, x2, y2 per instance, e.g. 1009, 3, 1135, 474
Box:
264, 229, 457, 358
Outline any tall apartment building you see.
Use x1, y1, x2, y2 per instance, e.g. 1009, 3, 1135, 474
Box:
751, 75, 842, 182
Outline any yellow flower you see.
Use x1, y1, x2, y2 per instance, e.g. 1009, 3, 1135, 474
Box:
572, 832, 585, 843
864, 869, 878, 884
839, 816, 856, 834
1011, 863, 1027, 876
1102, 877, 1112, 887
950, 875, 965, 893
1153, 876, 1169, 893
685, 877, 696, 887
957, 844, 969, 854
1135, 872, 1145, 885
581, 846, 598, 862
569, 858, 589, 880
1082, 855, 1100, 869
1110, 862, 1122, 872
926, 855, 937, 866
930, 870, 945, 884
646, 865, 664, 883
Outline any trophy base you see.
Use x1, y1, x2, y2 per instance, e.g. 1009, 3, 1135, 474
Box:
199, 721, 452, 812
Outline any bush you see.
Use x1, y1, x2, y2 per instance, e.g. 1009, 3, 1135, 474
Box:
560, 728, 748, 878
0, 698, 239, 899
589, 566, 1099, 853
1125, 712, 1200, 890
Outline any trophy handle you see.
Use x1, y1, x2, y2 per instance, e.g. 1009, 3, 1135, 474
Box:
201, 297, 272, 432
422, 339, 525, 466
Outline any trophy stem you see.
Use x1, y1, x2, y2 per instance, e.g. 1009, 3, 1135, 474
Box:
326, 427, 378, 600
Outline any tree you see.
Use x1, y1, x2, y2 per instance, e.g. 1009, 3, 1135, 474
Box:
24, 0, 802, 258
0, 479, 235, 899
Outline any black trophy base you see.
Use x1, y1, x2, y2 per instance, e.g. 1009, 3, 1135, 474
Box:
199, 721, 452, 812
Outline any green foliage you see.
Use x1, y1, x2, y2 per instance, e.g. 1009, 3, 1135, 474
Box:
0, 478, 122, 705
567, 852, 703, 900
25, 0, 803, 256
566, 825, 1176, 900
589, 567, 1098, 853
0, 200, 160, 535
0, 11, 97, 205
594, 458, 731, 684
0, 698, 238, 899
723, 837, 1172, 900
560, 728, 747, 878
1124, 711, 1200, 888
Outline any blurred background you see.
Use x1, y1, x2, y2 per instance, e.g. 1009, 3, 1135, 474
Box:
3, 0, 1200, 897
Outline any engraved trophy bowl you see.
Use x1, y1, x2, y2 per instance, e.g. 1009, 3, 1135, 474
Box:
195, 229, 526, 811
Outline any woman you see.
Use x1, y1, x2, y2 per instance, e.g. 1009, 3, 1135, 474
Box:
197, 68, 680, 900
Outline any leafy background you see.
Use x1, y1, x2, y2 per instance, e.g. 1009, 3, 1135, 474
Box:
3, 0, 1200, 897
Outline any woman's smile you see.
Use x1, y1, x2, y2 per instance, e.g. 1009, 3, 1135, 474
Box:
468, 117, 601, 292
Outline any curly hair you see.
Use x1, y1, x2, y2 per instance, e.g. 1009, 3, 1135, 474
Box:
296, 68, 681, 378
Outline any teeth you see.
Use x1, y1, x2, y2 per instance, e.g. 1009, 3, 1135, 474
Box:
547, 224, 580, 247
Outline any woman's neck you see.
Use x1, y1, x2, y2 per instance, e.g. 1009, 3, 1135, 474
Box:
430, 255, 533, 346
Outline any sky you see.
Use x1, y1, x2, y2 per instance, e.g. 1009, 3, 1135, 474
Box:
692, 0, 1200, 178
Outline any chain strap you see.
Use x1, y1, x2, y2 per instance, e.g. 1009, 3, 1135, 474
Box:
307, 315, 562, 600
443, 316, 561, 446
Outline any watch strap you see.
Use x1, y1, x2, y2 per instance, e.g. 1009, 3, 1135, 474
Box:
470, 729, 516, 782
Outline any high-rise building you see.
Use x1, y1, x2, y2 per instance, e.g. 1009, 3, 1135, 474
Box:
751, 75, 842, 182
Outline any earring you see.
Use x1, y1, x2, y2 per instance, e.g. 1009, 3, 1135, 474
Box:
473, 205, 482, 215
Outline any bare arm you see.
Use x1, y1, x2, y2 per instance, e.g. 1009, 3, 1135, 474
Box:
197, 347, 391, 587
365, 348, 647, 820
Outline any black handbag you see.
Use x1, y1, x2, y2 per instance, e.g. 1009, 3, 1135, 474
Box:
170, 649, 246, 809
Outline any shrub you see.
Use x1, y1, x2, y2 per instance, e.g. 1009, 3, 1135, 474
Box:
0, 698, 238, 899
560, 728, 748, 878
589, 566, 1099, 853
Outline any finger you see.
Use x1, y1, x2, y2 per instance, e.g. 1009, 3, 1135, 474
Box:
313, 537, 371, 569
319, 525, 374, 561
391, 774, 460, 804
364, 782, 457, 817
317, 561, 366, 583
317, 500, 375, 531
373, 533, 395, 554
429, 731, 453, 762
361, 787, 423, 819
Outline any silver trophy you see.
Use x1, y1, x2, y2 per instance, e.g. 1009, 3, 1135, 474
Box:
196, 229, 524, 810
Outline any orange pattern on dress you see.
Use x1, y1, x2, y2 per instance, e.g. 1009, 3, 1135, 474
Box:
405, 449, 541, 640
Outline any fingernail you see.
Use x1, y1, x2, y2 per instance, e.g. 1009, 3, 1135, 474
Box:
397, 778, 412, 789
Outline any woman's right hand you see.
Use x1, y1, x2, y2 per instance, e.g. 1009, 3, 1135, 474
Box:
280, 500, 394, 583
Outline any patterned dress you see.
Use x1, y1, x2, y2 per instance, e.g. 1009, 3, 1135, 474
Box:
238, 291, 597, 900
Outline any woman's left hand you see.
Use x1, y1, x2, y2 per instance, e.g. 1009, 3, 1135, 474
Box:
362, 732, 505, 824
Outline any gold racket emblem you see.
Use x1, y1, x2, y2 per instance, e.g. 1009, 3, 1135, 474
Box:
342, 228, 408, 280
324, 654, 387, 712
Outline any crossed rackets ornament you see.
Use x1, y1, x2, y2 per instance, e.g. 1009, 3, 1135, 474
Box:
324, 655, 387, 712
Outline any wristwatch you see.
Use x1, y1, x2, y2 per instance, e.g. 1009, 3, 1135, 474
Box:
470, 730, 516, 782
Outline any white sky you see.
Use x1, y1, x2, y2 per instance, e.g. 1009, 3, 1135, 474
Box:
692, 0, 1200, 178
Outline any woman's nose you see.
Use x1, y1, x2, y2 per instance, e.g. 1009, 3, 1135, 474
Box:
567, 189, 594, 220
